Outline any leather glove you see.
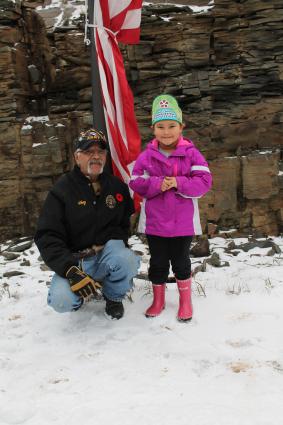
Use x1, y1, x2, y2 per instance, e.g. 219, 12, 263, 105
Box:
66, 266, 102, 300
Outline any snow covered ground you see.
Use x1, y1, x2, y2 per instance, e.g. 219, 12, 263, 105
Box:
0, 235, 283, 425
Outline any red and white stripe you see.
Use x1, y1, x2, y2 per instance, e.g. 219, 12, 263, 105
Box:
92, 0, 142, 190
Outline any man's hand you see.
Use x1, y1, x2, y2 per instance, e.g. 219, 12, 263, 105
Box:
161, 176, 178, 192
66, 266, 102, 300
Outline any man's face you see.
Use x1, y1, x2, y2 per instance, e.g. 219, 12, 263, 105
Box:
74, 144, 107, 179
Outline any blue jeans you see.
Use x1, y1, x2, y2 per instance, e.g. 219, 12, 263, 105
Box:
47, 240, 140, 313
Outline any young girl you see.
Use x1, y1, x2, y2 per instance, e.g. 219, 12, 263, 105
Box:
129, 94, 212, 321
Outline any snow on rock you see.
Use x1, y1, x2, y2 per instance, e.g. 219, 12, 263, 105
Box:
36, 0, 215, 31
142, 1, 215, 14
36, 0, 86, 30
25, 115, 50, 123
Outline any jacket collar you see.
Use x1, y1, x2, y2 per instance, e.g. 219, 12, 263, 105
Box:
148, 136, 193, 159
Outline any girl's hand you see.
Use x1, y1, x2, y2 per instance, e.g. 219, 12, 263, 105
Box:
161, 178, 170, 192
161, 177, 177, 191
165, 176, 177, 189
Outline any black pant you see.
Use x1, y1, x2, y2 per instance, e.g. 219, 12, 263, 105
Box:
147, 235, 193, 284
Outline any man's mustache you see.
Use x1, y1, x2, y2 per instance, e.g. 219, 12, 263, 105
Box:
88, 159, 104, 166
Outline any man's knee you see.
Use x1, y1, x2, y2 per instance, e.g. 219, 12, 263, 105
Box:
48, 289, 74, 313
47, 276, 81, 313
108, 251, 139, 277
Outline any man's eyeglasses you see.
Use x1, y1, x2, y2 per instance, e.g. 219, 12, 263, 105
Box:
78, 148, 106, 157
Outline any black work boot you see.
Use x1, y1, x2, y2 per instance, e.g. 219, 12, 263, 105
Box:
105, 297, 124, 320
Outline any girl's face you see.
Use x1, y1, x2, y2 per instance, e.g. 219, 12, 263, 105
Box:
153, 120, 184, 150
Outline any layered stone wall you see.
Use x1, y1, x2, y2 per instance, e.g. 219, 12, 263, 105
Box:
0, 0, 282, 240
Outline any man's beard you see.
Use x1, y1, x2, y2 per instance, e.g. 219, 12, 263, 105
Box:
87, 159, 104, 178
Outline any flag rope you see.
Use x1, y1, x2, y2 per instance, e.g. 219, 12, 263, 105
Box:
85, 23, 118, 45
84, 0, 118, 45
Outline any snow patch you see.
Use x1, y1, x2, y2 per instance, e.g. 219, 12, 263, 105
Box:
142, 2, 215, 14
189, 4, 214, 13
218, 228, 237, 234
160, 16, 174, 21
32, 142, 47, 147
25, 116, 50, 123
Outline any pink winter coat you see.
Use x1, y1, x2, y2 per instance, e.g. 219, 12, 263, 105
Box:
129, 136, 212, 236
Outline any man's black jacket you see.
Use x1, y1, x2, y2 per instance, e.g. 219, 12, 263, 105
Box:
34, 166, 134, 277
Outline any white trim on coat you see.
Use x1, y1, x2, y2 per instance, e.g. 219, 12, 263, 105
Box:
176, 192, 202, 199
192, 198, 202, 235
137, 198, 146, 234
130, 171, 150, 182
191, 165, 210, 172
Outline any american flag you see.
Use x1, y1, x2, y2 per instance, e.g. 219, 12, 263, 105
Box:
92, 0, 142, 189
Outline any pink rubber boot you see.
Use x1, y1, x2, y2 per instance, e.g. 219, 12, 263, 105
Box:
177, 278, 193, 322
145, 284, 165, 317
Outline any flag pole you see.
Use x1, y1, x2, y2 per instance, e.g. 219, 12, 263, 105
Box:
88, 0, 107, 134
87, 0, 112, 172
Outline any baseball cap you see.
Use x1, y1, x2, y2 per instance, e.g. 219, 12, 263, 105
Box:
74, 128, 108, 151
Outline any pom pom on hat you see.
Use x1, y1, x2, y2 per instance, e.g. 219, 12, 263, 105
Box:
152, 94, 182, 125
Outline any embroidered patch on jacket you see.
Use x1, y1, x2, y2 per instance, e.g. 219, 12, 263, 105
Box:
105, 195, 116, 209
115, 193, 123, 202
78, 200, 87, 206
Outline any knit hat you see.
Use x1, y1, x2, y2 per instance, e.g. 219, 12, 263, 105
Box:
74, 128, 108, 151
152, 94, 182, 125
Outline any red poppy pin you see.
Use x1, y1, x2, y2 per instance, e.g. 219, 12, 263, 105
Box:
115, 193, 123, 202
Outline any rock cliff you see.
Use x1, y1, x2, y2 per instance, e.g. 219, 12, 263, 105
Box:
0, 0, 282, 240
